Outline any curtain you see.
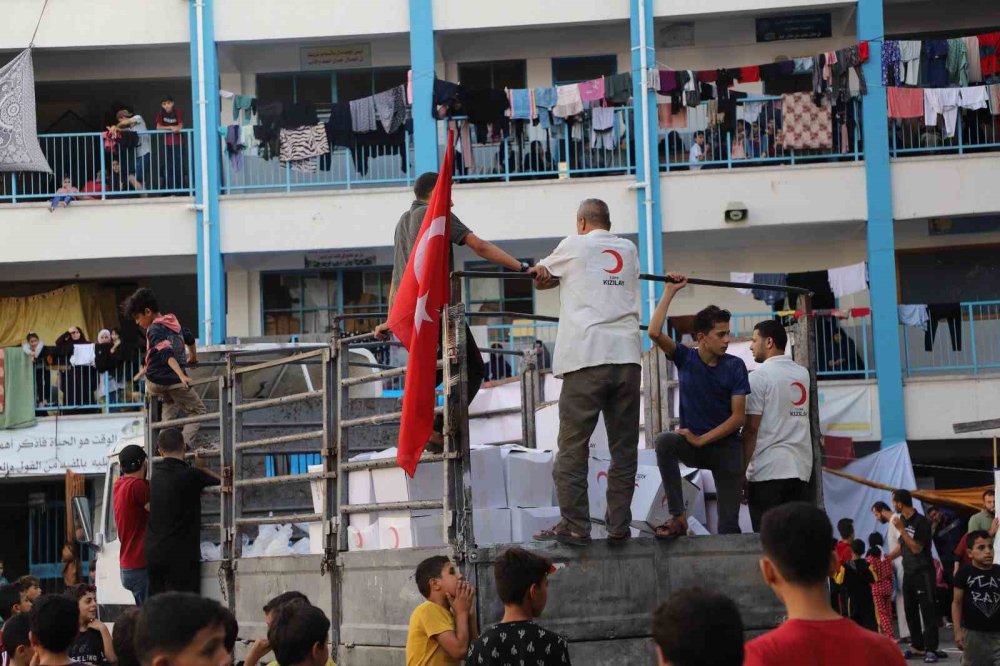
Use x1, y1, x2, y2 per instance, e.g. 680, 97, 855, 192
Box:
1, 345, 37, 429
0, 284, 120, 347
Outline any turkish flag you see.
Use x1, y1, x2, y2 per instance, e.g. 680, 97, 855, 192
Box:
387, 131, 456, 476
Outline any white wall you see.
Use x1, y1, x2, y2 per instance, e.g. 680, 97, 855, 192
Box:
905, 375, 1000, 441
654, 0, 853, 20
434, 0, 629, 31
0, 0, 188, 50
219, 175, 636, 254
28, 46, 190, 83
215, 0, 409, 43
892, 155, 1000, 222
0, 199, 196, 264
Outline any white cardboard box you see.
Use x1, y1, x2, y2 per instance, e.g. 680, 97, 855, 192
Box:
377, 511, 446, 549
346, 453, 379, 528
308, 522, 324, 554
473, 508, 512, 545
511, 506, 562, 542
502, 447, 555, 508
588, 459, 705, 529
469, 446, 509, 509
370, 447, 444, 504
413, 513, 446, 548
346, 522, 380, 551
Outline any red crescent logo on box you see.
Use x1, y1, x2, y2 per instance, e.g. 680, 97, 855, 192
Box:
791, 381, 808, 406
389, 526, 400, 549
602, 249, 624, 274
355, 531, 364, 549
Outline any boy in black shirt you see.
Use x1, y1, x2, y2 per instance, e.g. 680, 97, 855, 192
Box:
840, 539, 877, 632
890, 489, 940, 663
3, 613, 34, 666
122, 288, 204, 447
953, 530, 1000, 665
134, 592, 230, 666
467, 547, 571, 665
267, 604, 331, 666
28, 595, 82, 666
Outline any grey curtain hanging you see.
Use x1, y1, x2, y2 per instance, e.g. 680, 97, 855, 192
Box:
0, 49, 53, 174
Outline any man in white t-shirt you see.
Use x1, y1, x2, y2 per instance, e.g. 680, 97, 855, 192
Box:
114, 107, 152, 190
689, 131, 706, 170
743, 319, 812, 532
531, 198, 642, 546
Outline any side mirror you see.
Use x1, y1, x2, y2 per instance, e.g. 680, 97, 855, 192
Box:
72, 496, 94, 545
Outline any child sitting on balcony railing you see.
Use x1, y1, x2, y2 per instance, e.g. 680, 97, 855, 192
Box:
49, 176, 78, 212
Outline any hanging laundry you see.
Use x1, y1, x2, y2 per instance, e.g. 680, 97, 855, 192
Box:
225, 125, 244, 172
946, 39, 969, 86
591, 107, 617, 150
281, 102, 319, 129
793, 57, 814, 74
924, 88, 961, 138
350, 97, 377, 133
898, 304, 930, 329
882, 40, 902, 86
887, 87, 924, 119
716, 69, 738, 97
844, 45, 867, 96
751, 274, 788, 306
232, 95, 256, 124
740, 100, 765, 124
657, 69, 678, 94
533, 86, 557, 129
406, 70, 413, 104
325, 102, 353, 149
827, 262, 868, 298
978, 32, 1000, 80
508, 88, 535, 120
920, 40, 950, 88
964, 36, 983, 83
924, 303, 963, 353
812, 53, 827, 96
738, 66, 760, 83
781, 92, 833, 150
578, 78, 605, 103
696, 70, 718, 83
552, 84, 583, 118
657, 102, 687, 129
959, 86, 989, 111
604, 73, 633, 104
989, 84, 1000, 115
239, 124, 259, 155
374, 84, 407, 134
0, 50, 52, 174
645, 68, 659, 91
279, 124, 330, 173
898, 40, 922, 86
729, 273, 754, 296
786, 271, 836, 310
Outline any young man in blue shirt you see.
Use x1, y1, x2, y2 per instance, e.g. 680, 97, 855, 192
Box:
647, 275, 751, 537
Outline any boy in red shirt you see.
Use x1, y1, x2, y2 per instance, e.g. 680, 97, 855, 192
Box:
744, 502, 905, 666
112, 444, 150, 604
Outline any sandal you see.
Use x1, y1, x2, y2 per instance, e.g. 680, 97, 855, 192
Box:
654, 517, 688, 540
904, 650, 925, 661
533, 525, 592, 547
606, 529, 632, 542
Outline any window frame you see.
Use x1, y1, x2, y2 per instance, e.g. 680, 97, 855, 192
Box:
255, 65, 409, 105
456, 59, 528, 89
550, 54, 618, 85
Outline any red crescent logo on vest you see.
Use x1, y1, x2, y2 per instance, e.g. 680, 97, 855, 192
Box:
602, 249, 624, 274
596, 471, 608, 484
791, 382, 808, 406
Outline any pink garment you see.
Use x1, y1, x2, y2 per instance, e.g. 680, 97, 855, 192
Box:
578, 78, 605, 103
823, 50, 838, 89
457, 120, 475, 171
657, 103, 687, 129
886, 87, 924, 118
407, 69, 413, 105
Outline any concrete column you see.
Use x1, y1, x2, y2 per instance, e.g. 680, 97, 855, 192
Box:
190, 0, 225, 344
857, 0, 906, 446
409, 0, 438, 174
629, 0, 664, 328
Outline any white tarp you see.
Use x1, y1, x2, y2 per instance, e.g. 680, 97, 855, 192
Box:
818, 383, 874, 438
0, 414, 144, 475
822, 441, 923, 543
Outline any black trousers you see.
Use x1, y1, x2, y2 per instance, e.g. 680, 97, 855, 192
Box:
903, 568, 939, 653
747, 478, 811, 532
148, 559, 200, 596
433, 323, 485, 433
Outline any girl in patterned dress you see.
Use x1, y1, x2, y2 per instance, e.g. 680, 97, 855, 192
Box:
867, 532, 896, 640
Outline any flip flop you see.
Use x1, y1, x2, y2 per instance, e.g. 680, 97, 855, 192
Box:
654, 517, 688, 540
533, 525, 591, 547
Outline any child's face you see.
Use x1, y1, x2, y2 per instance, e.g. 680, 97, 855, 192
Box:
25, 583, 41, 601
972, 538, 995, 567
162, 101, 175, 113
134, 309, 156, 330
28, 336, 39, 350
434, 560, 463, 598
79, 592, 98, 622
63, 178, 72, 187
154, 624, 230, 666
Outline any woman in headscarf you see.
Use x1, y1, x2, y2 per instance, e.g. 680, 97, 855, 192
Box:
95, 328, 127, 408
22, 331, 54, 407
54, 326, 99, 411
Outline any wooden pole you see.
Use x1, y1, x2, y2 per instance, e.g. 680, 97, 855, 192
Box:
994, 436, 997, 470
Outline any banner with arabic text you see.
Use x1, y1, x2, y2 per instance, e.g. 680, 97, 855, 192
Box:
0, 414, 144, 476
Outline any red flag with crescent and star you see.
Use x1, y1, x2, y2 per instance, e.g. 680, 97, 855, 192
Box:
387, 131, 456, 476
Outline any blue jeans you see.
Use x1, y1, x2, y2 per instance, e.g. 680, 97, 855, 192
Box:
50, 194, 73, 208
121, 568, 149, 605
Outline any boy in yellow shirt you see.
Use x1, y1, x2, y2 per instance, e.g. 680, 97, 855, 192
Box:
406, 556, 478, 666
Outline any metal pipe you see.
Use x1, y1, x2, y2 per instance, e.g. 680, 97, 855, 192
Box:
339, 452, 457, 472
151, 412, 220, 430
234, 513, 322, 526
341, 500, 444, 514
341, 406, 444, 428
232, 348, 328, 375
233, 471, 333, 488
234, 429, 325, 451
194, 0, 212, 343
233, 390, 323, 413
637, 0, 656, 320
639, 273, 813, 295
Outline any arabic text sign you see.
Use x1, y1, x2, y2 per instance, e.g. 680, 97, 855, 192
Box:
304, 250, 378, 269
0, 414, 144, 476
300, 44, 371, 71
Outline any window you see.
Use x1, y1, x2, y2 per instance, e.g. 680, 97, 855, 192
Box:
255, 67, 408, 109
261, 268, 393, 336
457, 60, 528, 89
551, 55, 618, 85
465, 260, 535, 318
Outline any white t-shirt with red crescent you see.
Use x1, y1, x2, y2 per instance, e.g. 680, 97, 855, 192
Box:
538, 229, 641, 377
745, 355, 812, 483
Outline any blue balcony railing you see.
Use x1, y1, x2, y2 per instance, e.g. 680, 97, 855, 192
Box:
901, 301, 1000, 376
221, 131, 414, 194
890, 111, 1000, 158
438, 107, 634, 184
661, 96, 864, 172
0, 130, 194, 204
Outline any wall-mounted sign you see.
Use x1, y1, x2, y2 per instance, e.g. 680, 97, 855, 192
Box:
305, 250, 378, 269
300, 44, 372, 71
0, 414, 144, 477
756, 14, 832, 43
